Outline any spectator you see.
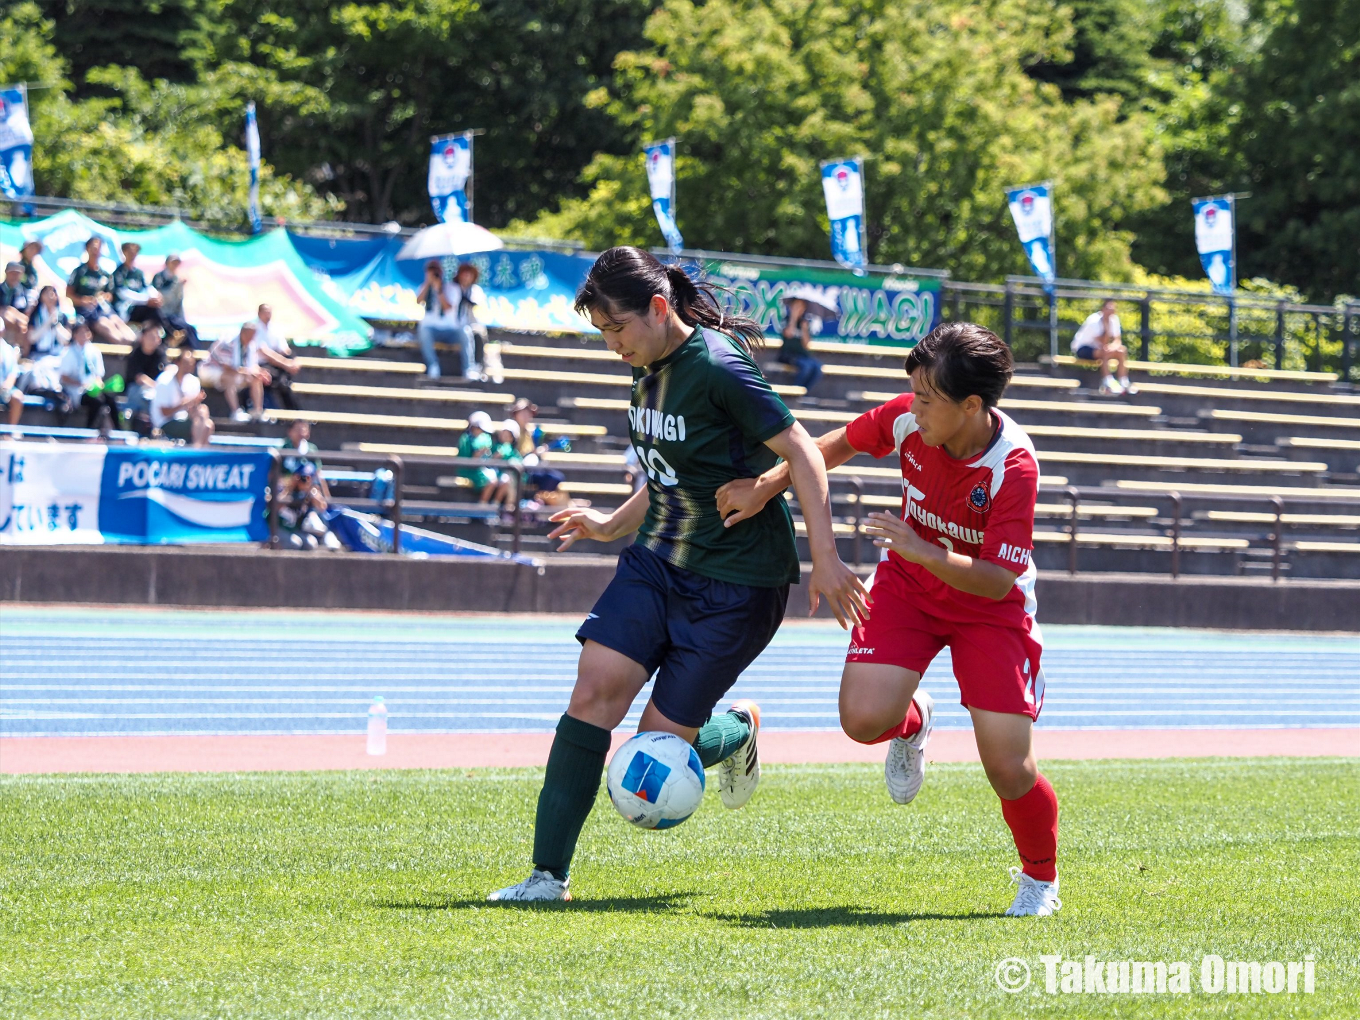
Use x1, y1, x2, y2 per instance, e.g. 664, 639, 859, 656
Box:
507, 397, 567, 504
778, 295, 824, 390
200, 322, 268, 421
487, 419, 524, 509
151, 349, 213, 446
26, 285, 71, 358
59, 321, 121, 429
9, 316, 68, 426
151, 253, 200, 349
17, 239, 42, 302
0, 261, 33, 353
457, 409, 499, 500
275, 419, 339, 549
415, 260, 484, 379
248, 303, 300, 410
66, 237, 135, 344
1072, 298, 1136, 395
122, 321, 168, 430
112, 241, 163, 325
0, 333, 20, 424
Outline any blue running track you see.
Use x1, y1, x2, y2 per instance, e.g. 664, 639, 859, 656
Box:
1, 607, 1356, 737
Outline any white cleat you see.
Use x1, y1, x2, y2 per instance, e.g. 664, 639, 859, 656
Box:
884, 689, 934, 805
1005, 867, 1062, 916
487, 868, 571, 903
717, 700, 761, 810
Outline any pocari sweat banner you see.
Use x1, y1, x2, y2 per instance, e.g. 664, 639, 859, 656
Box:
1193, 196, 1235, 295
1006, 182, 1056, 283
429, 132, 473, 223
0, 85, 34, 203
821, 157, 866, 268
0, 442, 272, 545
643, 139, 684, 253
245, 101, 263, 234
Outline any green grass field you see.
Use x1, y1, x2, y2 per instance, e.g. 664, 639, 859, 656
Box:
2, 759, 1357, 1019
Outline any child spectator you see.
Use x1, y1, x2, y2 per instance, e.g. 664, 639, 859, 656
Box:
17, 240, 42, 303
122, 321, 167, 429
59, 321, 121, 429
457, 409, 499, 500
111, 241, 162, 323
200, 322, 268, 421
152, 349, 212, 445
488, 419, 524, 509
66, 237, 135, 344
26, 286, 70, 358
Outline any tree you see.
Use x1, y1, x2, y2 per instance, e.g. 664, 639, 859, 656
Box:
518, 0, 1168, 283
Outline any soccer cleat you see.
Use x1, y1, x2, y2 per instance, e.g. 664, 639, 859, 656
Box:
487, 869, 571, 903
717, 700, 761, 810
1004, 866, 1062, 916
884, 689, 935, 805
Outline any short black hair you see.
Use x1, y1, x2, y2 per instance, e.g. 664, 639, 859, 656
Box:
903, 322, 1013, 408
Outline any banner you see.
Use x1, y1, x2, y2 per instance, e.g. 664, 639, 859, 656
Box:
643, 139, 683, 253
695, 257, 941, 346
1006, 182, 1056, 283
0, 442, 272, 545
429, 133, 473, 223
0, 85, 34, 204
820, 158, 866, 268
1193, 195, 1235, 295
245, 101, 263, 234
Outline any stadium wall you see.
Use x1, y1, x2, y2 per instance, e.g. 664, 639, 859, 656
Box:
2, 547, 1357, 632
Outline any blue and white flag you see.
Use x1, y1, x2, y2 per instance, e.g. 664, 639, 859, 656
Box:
1193, 196, 1235, 295
821, 157, 866, 268
429, 133, 473, 223
0, 85, 34, 204
245, 101, 262, 233
1006, 182, 1055, 283
643, 139, 683, 253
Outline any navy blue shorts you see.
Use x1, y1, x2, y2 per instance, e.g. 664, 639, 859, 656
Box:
1073, 342, 1101, 360
577, 544, 789, 728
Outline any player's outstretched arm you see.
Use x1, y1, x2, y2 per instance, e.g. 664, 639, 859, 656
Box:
764, 423, 870, 629
546, 484, 649, 552
717, 426, 860, 528
863, 512, 1018, 600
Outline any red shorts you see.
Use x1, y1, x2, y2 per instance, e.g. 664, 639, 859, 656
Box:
846, 562, 1046, 720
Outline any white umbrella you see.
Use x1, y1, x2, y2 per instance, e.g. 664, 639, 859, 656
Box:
396, 220, 504, 261
781, 283, 839, 321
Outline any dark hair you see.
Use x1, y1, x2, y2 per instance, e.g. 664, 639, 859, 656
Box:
425, 259, 443, 279
903, 322, 1013, 408
574, 246, 764, 354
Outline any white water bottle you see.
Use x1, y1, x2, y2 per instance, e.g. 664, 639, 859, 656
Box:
367, 695, 388, 756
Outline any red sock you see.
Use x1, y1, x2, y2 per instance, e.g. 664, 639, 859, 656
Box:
859, 701, 923, 745
999, 773, 1059, 882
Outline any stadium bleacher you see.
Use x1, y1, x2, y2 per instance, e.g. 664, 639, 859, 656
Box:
13, 329, 1357, 577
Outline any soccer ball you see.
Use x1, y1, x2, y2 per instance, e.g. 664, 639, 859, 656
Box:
606, 731, 706, 830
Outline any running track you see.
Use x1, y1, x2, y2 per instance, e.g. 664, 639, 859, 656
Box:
2, 607, 1357, 771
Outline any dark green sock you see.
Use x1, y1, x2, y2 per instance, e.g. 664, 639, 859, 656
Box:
693, 710, 752, 769
532, 713, 612, 880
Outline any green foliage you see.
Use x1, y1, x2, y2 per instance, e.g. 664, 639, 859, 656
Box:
517, 0, 1168, 284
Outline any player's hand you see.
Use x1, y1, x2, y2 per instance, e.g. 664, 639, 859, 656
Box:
807, 555, 871, 630
715, 477, 770, 528
546, 506, 618, 551
864, 512, 933, 562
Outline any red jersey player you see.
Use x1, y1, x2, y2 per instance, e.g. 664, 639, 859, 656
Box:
717, 322, 1060, 917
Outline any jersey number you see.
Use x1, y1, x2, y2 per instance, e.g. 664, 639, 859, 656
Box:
637, 445, 678, 487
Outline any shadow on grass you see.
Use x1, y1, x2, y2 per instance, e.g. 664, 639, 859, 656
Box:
707, 905, 1005, 928
377, 893, 699, 913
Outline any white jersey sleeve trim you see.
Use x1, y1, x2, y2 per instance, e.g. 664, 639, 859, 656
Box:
891, 411, 919, 453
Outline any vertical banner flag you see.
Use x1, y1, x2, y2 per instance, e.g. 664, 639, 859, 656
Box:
245, 101, 262, 234
429, 132, 473, 223
1192, 195, 1235, 295
821, 157, 866, 268
0, 84, 34, 204
643, 139, 684, 253
1006, 182, 1056, 284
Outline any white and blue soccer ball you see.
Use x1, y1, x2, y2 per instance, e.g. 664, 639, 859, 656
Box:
606, 731, 705, 830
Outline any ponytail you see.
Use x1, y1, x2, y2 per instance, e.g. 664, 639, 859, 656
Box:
575, 246, 765, 355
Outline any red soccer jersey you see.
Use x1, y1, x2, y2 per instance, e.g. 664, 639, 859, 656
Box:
845, 392, 1040, 628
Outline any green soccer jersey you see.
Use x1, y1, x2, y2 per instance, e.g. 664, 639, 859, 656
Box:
629, 327, 799, 588
68, 263, 110, 300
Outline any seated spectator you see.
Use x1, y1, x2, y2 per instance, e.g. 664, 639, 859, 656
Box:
111, 241, 162, 323
0, 261, 34, 353
151, 349, 213, 446
275, 420, 338, 550
778, 296, 823, 391
66, 237, 135, 344
507, 398, 567, 505
17, 239, 42, 303
487, 419, 524, 509
26, 285, 71, 358
151, 253, 200, 349
415, 260, 484, 379
1072, 298, 1136, 395
9, 336, 67, 426
0, 334, 20, 424
248, 303, 300, 410
200, 322, 268, 421
457, 409, 499, 500
59, 321, 122, 429
121, 321, 167, 430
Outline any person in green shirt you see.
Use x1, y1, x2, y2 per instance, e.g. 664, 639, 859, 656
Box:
489, 246, 869, 903
66, 236, 135, 344
457, 410, 499, 499
111, 241, 163, 323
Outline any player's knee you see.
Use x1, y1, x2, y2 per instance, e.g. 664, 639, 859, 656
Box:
839, 705, 892, 744
983, 756, 1037, 800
